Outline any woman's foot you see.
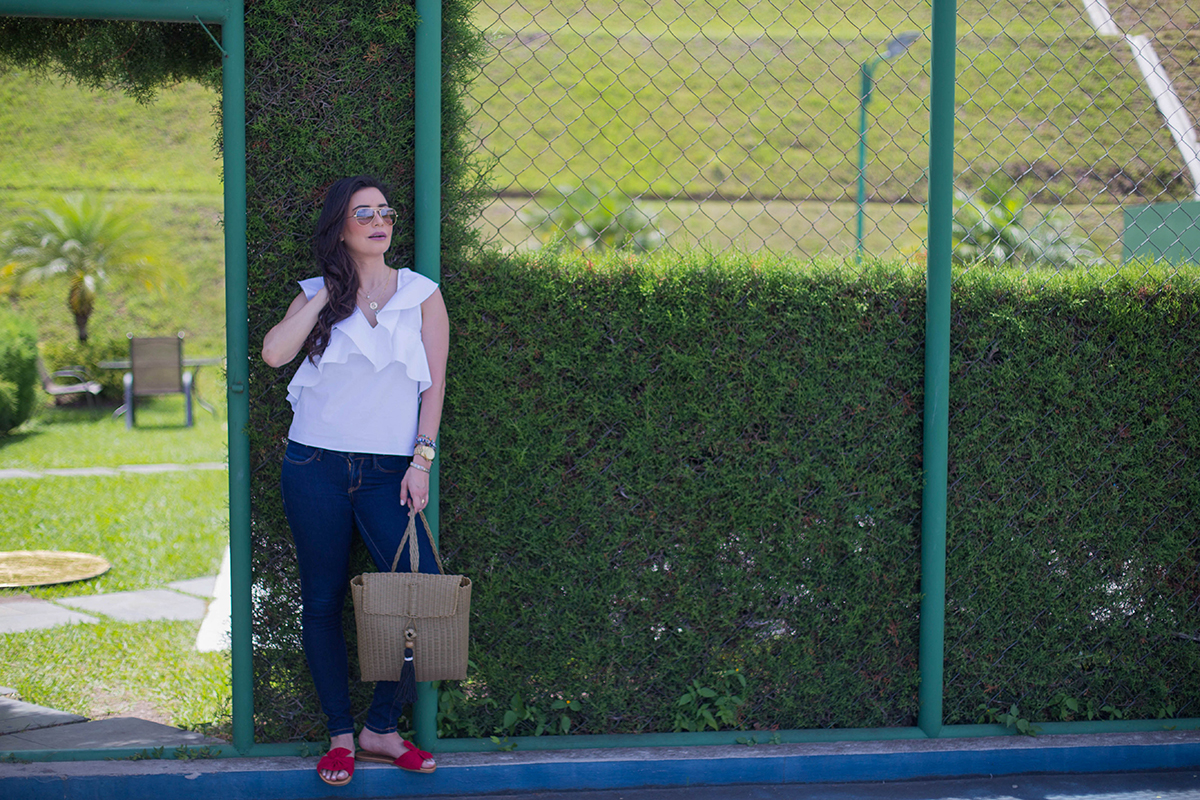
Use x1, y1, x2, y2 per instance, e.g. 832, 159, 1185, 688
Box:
318, 732, 356, 785
357, 728, 437, 772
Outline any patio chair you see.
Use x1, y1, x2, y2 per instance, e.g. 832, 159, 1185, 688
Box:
37, 359, 103, 407
119, 333, 194, 429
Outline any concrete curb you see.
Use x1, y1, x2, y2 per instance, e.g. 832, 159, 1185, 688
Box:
3, 731, 1199, 799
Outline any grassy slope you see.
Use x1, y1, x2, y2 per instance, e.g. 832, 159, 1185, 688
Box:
0, 74, 226, 357
472, 33, 1180, 205
465, 0, 1196, 258
0, 77, 221, 193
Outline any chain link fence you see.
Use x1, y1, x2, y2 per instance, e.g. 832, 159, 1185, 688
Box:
467, 0, 1197, 267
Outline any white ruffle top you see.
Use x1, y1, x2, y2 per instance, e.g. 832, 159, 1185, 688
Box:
286, 269, 438, 455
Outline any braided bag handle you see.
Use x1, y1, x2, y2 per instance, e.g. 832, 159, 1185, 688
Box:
387, 509, 446, 575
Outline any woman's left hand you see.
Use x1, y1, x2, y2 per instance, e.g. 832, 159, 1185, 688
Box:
400, 464, 430, 510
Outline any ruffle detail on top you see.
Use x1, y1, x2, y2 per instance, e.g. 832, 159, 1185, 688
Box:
286, 270, 438, 410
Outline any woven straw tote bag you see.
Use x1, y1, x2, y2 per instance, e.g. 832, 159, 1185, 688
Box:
350, 510, 471, 682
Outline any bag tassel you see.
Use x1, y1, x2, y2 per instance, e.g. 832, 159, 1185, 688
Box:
396, 627, 417, 705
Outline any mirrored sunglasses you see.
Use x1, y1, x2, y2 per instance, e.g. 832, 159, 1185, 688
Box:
348, 207, 398, 226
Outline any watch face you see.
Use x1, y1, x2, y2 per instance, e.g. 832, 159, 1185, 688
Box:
415, 445, 436, 460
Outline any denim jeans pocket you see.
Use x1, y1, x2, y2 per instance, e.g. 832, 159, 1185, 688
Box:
283, 441, 321, 466
373, 454, 410, 474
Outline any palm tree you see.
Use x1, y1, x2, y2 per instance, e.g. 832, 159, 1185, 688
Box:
1, 193, 169, 342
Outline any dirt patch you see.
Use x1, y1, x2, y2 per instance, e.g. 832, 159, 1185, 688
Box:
992, 159, 1192, 203
89, 689, 173, 727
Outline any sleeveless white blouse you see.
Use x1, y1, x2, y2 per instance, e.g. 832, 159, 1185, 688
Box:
286, 269, 438, 456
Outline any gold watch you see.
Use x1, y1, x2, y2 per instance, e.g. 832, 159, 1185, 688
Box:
413, 443, 437, 462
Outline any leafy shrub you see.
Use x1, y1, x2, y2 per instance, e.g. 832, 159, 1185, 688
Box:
952, 177, 1099, 268
0, 308, 38, 434
521, 184, 664, 253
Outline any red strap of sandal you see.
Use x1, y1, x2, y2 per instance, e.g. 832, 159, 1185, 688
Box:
403, 740, 433, 759
319, 747, 355, 771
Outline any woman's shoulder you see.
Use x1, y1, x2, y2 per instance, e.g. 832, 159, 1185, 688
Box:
391, 268, 439, 307
297, 276, 325, 300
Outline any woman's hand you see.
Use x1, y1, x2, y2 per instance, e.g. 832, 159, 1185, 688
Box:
400, 463, 431, 511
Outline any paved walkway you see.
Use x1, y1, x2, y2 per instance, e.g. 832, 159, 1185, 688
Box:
0, 462, 226, 480
0, 459, 231, 646
0, 551, 230, 646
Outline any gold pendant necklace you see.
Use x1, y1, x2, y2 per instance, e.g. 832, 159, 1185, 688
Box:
360, 276, 389, 311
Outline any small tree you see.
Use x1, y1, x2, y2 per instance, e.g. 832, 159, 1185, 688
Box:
2, 193, 171, 342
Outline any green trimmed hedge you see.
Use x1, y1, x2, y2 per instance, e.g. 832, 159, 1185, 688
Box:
942, 266, 1200, 725
0, 308, 38, 434
437, 251, 927, 736
435, 252, 1199, 738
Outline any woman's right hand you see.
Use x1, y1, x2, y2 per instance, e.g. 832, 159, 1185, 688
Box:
262, 286, 328, 367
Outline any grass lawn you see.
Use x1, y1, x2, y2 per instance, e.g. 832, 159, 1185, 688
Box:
471, 31, 1183, 207
1, 620, 230, 734
0, 399, 231, 735
0, 67, 232, 740
0, 403, 227, 470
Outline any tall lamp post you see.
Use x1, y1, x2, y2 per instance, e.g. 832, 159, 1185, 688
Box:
856, 32, 920, 264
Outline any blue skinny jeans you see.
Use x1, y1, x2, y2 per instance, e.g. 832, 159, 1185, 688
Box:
280, 440, 439, 738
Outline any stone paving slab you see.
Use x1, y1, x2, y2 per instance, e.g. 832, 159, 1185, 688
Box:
168, 575, 217, 598
195, 550, 231, 652
57, 589, 209, 622
36, 467, 121, 477
0, 697, 87, 734
0, 717, 222, 751
0, 595, 98, 633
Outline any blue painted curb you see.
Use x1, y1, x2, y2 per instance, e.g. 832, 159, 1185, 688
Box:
4, 733, 1199, 800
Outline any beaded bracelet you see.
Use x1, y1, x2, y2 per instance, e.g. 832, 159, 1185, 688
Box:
415, 434, 437, 450
408, 462, 431, 473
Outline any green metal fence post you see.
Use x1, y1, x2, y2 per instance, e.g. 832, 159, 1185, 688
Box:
220, 0, 253, 754
413, 0, 442, 751
855, 61, 873, 265
919, 0, 957, 739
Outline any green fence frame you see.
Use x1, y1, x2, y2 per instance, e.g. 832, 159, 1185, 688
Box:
1, 0, 1196, 763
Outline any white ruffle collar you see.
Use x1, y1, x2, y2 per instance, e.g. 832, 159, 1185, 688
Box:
286, 270, 437, 408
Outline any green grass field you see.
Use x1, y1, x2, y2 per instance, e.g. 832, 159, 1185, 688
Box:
0, 77, 220, 193
471, 32, 1180, 205
0, 74, 226, 359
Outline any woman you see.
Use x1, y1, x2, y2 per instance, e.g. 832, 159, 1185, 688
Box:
262, 175, 448, 786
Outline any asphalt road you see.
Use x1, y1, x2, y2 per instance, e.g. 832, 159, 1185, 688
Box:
437, 770, 1200, 800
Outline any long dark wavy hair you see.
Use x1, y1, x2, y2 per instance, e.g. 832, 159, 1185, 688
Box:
304, 175, 392, 361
